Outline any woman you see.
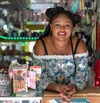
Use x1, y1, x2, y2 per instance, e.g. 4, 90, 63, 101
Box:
33, 7, 88, 102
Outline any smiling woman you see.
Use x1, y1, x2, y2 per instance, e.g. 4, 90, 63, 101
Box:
32, 6, 88, 103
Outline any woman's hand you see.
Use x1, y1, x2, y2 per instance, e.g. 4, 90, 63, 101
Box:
59, 84, 77, 103
46, 83, 68, 92
57, 84, 68, 92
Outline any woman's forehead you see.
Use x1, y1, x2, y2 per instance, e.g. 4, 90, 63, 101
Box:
52, 14, 73, 22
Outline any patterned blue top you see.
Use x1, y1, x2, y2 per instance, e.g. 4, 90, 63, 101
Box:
32, 51, 88, 91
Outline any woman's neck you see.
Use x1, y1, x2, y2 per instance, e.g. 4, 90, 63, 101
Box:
52, 38, 70, 49
51, 37, 71, 55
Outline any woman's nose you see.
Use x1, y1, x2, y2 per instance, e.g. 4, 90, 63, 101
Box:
60, 25, 65, 30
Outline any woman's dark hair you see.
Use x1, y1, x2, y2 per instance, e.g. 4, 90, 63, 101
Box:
49, 10, 81, 27
45, 6, 65, 19
39, 6, 81, 39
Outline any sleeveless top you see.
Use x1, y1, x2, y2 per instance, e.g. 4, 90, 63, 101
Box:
32, 38, 88, 91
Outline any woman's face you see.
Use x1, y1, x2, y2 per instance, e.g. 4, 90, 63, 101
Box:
50, 14, 73, 42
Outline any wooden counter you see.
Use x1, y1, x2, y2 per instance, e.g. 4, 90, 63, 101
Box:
42, 87, 100, 103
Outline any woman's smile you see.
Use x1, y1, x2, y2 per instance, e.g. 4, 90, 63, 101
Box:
58, 31, 66, 36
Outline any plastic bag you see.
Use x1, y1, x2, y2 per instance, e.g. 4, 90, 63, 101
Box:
8, 59, 29, 93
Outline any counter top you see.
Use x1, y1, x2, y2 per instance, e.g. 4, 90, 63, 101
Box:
42, 87, 100, 103
44, 87, 100, 97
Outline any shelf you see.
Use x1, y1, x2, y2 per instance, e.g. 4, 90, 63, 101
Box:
2, 51, 32, 56
24, 24, 45, 30
0, 36, 39, 42
0, 97, 42, 100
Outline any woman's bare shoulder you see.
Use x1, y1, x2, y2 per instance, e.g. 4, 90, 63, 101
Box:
34, 39, 45, 55
77, 39, 87, 53
34, 37, 49, 55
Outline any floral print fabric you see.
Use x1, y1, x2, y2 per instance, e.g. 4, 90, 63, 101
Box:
32, 51, 89, 91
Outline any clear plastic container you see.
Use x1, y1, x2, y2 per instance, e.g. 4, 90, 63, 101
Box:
0, 68, 11, 96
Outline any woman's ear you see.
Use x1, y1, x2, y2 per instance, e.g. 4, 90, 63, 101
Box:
45, 15, 49, 21
72, 27, 76, 36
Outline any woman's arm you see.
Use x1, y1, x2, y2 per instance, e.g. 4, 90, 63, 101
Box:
32, 56, 59, 91
34, 39, 46, 56
69, 53, 88, 90
46, 83, 69, 92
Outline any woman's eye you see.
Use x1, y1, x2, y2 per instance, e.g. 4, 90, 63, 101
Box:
65, 24, 70, 28
55, 24, 60, 27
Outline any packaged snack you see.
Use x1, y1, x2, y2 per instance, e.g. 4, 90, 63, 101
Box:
13, 68, 27, 93
8, 60, 29, 93
30, 66, 41, 81
27, 70, 36, 89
